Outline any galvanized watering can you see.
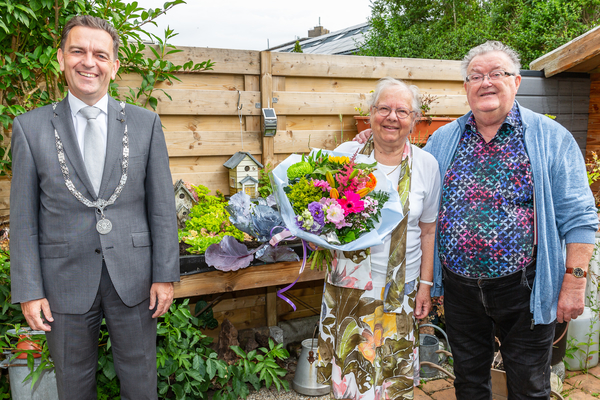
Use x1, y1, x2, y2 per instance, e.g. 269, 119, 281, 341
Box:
292, 328, 330, 396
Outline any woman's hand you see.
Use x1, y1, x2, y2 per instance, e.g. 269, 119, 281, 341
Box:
353, 129, 372, 144
414, 285, 432, 320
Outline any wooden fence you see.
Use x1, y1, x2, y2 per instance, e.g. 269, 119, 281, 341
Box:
6, 48, 471, 335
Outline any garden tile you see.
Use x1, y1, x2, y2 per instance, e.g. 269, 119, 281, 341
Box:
430, 388, 456, 400
560, 389, 596, 399
415, 386, 433, 399
588, 365, 600, 378
565, 372, 600, 393
421, 379, 453, 393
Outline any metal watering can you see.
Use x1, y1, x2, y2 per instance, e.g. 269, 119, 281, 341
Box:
419, 323, 450, 378
292, 326, 330, 396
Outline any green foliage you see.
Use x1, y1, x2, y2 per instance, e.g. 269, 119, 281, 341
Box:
360, 0, 600, 68
0, 325, 54, 389
0, 0, 213, 176
284, 176, 323, 215
257, 163, 274, 199
0, 252, 26, 336
291, 40, 303, 53
194, 300, 219, 330
180, 185, 245, 255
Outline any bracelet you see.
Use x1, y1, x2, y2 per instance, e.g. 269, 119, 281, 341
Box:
420, 279, 434, 287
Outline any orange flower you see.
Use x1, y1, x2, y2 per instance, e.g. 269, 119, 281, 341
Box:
357, 188, 370, 198
366, 173, 377, 190
330, 188, 339, 199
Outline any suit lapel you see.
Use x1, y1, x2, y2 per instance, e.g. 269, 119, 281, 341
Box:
99, 97, 125, 197
51, 98, 97, 198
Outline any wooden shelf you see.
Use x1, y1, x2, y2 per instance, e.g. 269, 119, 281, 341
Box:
174, 260, 325, 299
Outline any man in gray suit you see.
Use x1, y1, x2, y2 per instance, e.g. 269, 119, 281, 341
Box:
10, 15, 179, 399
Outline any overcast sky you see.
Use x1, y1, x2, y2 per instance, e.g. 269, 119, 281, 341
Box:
135, 0, 373, 51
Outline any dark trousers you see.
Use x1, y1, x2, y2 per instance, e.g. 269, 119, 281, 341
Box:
46, 263, 158, 400
443, 264, 555, 400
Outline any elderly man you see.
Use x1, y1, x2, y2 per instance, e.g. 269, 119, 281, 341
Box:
10, 15, 179, 399
427, 41, 598, 399
356, 41, 597, 398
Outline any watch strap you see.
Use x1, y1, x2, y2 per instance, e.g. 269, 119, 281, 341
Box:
565, 267, 587, 278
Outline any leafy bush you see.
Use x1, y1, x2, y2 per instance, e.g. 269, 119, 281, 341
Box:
180, 185, 246, 255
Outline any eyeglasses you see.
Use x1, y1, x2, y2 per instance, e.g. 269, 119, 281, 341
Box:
465, 69, 515, 84
373, 105, 414, 119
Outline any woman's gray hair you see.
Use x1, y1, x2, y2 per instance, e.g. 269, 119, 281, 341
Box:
367, 77, 422, 117
461, 41, 521, 80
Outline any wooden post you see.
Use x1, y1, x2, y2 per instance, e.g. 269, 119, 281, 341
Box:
260, 51, 275, 166
266, 286, 278, 327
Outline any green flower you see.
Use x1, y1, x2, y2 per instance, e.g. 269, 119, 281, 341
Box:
287, 161, 314, 180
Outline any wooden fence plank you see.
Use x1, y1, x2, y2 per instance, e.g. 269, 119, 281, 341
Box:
116, 73, 245, 91
121, 89, 261, 115
147, 46, 261, 75
271, 52, 462, 80
165, 131, 262, 156
274, 92, 469, 116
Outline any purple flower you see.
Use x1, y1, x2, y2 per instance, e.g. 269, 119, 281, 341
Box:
308, 201, 325, 227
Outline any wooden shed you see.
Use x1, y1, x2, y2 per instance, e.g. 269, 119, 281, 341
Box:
530, 26, 600, 159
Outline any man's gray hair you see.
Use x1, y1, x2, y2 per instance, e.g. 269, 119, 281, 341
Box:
461, 41, 521, 80
61, 15, 120, 60
367, 77, 422, 117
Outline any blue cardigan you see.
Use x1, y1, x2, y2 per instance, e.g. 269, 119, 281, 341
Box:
424, 102, 598, 324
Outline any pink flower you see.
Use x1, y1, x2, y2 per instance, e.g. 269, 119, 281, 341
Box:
325, 202, 346, 227
312, 179, 331, 192
338, 191, 365, 216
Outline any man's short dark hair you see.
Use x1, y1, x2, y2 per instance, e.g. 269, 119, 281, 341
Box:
61, 15, 120, 60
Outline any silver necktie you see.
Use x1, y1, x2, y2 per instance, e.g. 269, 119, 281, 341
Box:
80, 106, 105, 196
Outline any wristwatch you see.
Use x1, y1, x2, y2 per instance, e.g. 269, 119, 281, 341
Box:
565, 267, 587, 278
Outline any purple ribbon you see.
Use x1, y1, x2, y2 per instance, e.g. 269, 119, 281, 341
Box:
269, 226, 309, 311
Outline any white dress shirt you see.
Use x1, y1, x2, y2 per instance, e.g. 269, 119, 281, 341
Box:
67, 92, 109, 160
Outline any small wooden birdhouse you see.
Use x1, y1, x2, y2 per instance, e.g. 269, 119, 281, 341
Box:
223, 151, 264, 198
173, 179, 198, 229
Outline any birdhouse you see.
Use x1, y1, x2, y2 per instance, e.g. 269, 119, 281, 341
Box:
173, 179, 198, 229
223, 151, 264, 198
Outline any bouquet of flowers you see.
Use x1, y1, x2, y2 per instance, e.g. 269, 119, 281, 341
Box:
270, 149, 404, 270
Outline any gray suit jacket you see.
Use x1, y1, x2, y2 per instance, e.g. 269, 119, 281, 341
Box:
10, 96, 179, 314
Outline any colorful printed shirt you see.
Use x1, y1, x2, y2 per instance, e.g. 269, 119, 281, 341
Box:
437, 103, 534, 278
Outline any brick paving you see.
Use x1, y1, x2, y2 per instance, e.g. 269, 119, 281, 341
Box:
414, 365, 600, 400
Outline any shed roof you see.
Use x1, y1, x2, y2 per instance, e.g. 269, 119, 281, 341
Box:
240, 175, 259, 185
270, 22, 370, 56
530, 25, 600, 77
223, 151, 264, 169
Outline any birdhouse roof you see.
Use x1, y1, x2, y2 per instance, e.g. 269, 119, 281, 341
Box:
240, 175, 259, 185
173, 179, 197, 200
223, 151, 264, 169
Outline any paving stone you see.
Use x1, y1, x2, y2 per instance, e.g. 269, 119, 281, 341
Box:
430, 388, 456, 400
560, 389, 597, 400
565, 372, 600, 393
415, 386, 433, 399
421, 379, 453, 394
589, 364, 600, 378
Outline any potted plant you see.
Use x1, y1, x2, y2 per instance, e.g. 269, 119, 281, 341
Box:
353, 105, 370, 133
411, 93, 455, 146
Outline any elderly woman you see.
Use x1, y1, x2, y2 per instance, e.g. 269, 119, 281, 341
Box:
317, 77, 441, 400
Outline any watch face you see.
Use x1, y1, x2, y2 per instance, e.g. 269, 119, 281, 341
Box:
574, 268, 585, 278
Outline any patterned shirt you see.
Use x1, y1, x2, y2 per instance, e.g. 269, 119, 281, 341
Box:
438, 103, 534, 278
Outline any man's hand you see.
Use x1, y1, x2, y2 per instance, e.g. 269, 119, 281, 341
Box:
149, 282, 174, 318
557, 242, 594, 323
414, 286, 432, 320
353, 128, 372, 144
21, 298, 53, 332
557, 275, 586, 323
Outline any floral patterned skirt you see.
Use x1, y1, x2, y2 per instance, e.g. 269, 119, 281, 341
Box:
317, 279, 418, 400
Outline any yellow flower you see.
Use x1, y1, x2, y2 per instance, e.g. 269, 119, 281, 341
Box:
328, 155, 350, 164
